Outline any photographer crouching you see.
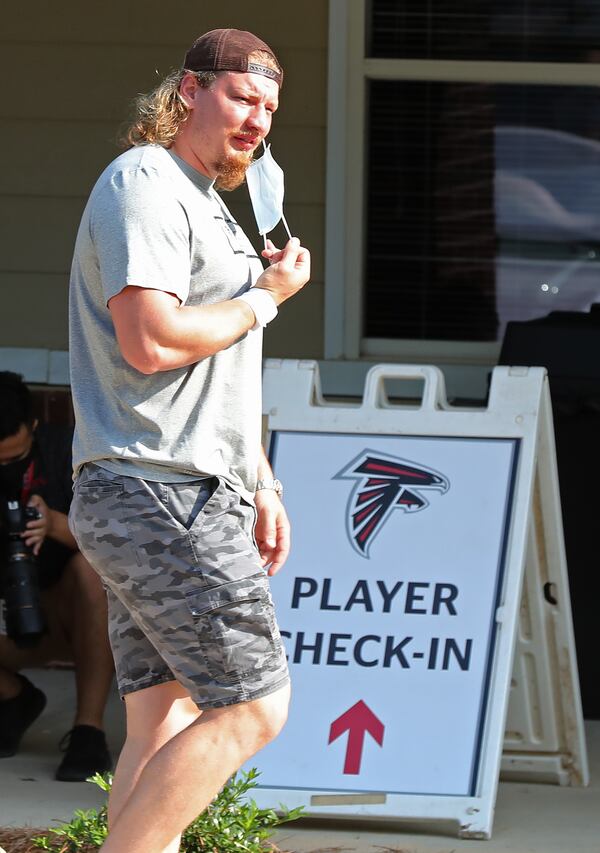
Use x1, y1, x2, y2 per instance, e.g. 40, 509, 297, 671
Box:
0, 372, 114, 781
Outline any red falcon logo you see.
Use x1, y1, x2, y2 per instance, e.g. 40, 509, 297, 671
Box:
335, 450, 449, 558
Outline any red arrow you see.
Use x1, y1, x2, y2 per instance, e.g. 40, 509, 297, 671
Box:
328, 700, 385, 775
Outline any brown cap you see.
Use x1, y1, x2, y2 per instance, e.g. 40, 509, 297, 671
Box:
184, 29, 283, 87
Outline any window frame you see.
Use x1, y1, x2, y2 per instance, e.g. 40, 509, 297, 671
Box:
325, 0, 600, 364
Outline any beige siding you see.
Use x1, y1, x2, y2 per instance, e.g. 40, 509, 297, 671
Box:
1, 1, 328, 360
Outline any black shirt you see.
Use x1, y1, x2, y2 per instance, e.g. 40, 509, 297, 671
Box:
1, 424, 75, 588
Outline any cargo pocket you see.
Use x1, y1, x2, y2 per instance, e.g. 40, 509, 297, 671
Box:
185, 573, 278, 683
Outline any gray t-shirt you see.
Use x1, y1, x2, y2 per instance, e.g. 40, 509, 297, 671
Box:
69, 144, 264, 502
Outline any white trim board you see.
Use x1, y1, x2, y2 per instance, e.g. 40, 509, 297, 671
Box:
324, 0, 600, 365
0, 348, 493, 401
0, 348, 70, 385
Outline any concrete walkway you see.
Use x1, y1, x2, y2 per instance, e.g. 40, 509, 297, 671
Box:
0, 668, 598, 853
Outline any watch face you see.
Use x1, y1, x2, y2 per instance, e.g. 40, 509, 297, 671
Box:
258, 478, 283, 497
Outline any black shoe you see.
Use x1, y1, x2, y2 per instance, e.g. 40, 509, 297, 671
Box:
0, 675, 47, 757
55, 724, 112, 782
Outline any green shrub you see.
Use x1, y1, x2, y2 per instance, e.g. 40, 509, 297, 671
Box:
33, 769, 301, 852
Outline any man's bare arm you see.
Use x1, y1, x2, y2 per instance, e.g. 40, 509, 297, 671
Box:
255, 446, 290, 576
109, 238, 310, 374
109, 289, 256, 373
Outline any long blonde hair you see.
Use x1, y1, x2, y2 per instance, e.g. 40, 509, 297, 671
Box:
120, 70, 215, 149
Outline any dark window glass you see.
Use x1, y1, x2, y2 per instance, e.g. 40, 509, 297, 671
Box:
368, 0, 600, 63
365, 81, 600, 341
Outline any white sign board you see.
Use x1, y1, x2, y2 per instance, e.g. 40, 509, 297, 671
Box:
246, 361, 587, 839
259, 432, 518, 797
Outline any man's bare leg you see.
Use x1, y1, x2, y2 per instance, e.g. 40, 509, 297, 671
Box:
0, 626, 57, 693
100, 681, 290, 853
57, 553, 115, 728
0, 638, 49, 757
0, 552, 114, 728
0, 666, 24, 699
108, 680, 201, 853
0, 626, 60, 696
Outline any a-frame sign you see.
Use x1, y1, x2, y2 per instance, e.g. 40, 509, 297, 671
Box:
246, 360, 587, 839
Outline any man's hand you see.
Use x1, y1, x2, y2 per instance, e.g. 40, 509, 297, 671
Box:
254, 489, 290, 576
257, 237, 310, 306
22, 494, 50, 556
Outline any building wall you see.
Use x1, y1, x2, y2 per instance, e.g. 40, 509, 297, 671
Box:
0, 1, 327, 359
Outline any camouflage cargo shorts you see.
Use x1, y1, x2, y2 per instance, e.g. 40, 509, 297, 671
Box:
69, 463, 289, 709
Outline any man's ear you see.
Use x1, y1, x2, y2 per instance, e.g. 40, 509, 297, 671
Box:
178, 72, 198, 109
31, 418, 39, 433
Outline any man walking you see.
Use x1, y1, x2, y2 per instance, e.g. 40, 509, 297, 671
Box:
68, 29, 309, 853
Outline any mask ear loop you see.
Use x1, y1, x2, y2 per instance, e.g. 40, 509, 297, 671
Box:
281, 213, 292, 241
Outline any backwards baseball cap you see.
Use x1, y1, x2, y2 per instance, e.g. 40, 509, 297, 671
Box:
184, 28, 283, 87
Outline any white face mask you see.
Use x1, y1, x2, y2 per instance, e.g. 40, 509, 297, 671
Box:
246, 142, 292, 244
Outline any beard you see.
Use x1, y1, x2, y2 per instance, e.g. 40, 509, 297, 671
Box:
214, 149, 254, 192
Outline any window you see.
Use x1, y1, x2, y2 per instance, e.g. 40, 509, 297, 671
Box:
369, 0, 600, 63
326, 1, 600, 362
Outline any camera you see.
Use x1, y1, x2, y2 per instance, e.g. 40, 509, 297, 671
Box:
1, 500, 46, 647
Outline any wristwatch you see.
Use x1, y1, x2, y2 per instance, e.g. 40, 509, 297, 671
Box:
256, 478, 284, 498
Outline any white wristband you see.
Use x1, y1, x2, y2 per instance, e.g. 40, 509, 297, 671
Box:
236, 288, 278, 330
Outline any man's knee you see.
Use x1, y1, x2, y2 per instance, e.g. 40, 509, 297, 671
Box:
65, 552, 105, 600
51, 553, 108, 646
238, 683, 290, 750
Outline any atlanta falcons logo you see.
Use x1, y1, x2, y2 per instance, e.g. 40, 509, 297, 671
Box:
335, 450, 449, 558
